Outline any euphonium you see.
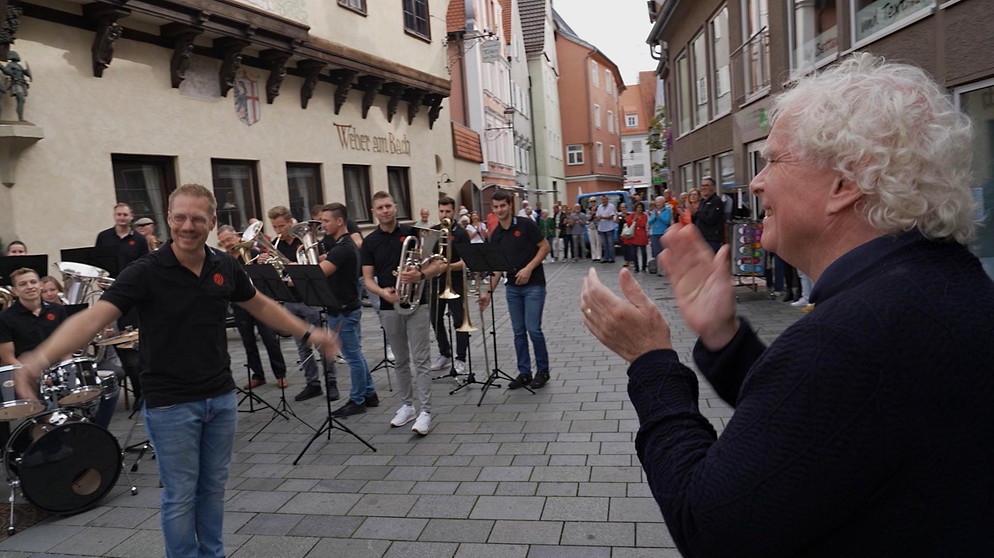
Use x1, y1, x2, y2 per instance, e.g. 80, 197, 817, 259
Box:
394, 225, 445, 315
438, 218, 459, 300
242, 220, 292, 274
290, 221, 322, 265
0, 286, 14, 311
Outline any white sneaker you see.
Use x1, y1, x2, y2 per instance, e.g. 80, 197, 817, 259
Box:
386, 345, 395, 362
335, 354, 346, 364
390, 404, 416, 427
411, 411, 431, 435
790, 297, 810, 307
430, 355, 451, 370
453, 359, 466, 374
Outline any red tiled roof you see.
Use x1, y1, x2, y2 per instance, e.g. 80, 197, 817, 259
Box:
448, 0, 466, 33
452, 122, 484, 163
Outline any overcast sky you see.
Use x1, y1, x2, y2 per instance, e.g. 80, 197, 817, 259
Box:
552, 0, 658, 86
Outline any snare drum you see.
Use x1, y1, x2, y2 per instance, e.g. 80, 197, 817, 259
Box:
96, 370, 120, 401
43, 357, 102, 406
0, 364, 46, 421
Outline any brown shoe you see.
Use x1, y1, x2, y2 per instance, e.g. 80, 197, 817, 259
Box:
243, 378, 265, 390
276, 378, 289, 389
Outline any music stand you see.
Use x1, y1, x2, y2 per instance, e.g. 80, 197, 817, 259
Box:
0, 254, 48, 286
286, 265, 376, 463
455, 243, 534, 404
240, 265, 312, 437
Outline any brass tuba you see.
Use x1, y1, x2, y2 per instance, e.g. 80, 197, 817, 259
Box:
290, 221, 322, 265
0, 286, 14, 310
394, 225, 445, 315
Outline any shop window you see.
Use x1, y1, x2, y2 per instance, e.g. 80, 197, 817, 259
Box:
791, 0, 838, 69
112, 155, 176, 241
343, 164, 372, 223
853, 0, 930, 44
957, 80, 994, 278
387, 166, 412, 220
212, 159, 261, 232
287, 163, 323, 224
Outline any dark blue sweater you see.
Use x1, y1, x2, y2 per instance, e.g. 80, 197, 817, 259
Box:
628, 234, 994, 557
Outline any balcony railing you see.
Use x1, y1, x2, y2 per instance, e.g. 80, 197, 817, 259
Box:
731, 27, 770, 106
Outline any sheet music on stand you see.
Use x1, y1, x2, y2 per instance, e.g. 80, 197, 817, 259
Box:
244, 265, 297, 303
0, 255, 48, 286
284, 266, 341, 312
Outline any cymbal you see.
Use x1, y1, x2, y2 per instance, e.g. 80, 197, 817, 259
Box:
95, 330, 139, 346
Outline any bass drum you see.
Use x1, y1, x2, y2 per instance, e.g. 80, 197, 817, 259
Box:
4, 409, 121, 514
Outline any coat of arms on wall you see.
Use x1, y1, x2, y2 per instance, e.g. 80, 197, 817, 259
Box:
234, 76, 260, 126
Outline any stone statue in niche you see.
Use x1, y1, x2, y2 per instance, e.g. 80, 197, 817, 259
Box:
1, 51, 30, 121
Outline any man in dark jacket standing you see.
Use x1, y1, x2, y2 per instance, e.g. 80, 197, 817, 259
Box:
693, 177, 724, 252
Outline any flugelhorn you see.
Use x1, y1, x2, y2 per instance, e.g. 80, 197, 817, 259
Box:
455, 266, 478, 333
438, 218, 459, 300
394, 225, 445, 315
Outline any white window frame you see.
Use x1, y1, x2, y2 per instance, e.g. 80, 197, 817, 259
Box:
710, 6, 732, 117
626, 114, 638, 127
594, 104, 601, 129
610, 145, 617, 166
851, 0, 933, 48
567, 144, 584, 165
596, 142, 604, 165
591, 61, 599, 87
607, 110, 615, 133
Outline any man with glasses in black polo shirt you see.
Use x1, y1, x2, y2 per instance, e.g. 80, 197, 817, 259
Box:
478, 189, 552, 390
15, 183, 339, 558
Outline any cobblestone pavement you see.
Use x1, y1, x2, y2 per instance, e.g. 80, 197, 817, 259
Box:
0, 260, 805, 557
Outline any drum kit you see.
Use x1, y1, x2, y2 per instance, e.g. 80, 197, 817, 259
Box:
0, 261, 140, 535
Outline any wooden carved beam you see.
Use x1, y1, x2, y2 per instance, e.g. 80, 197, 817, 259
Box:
297, 59, 326, 109
405, 88, 426, 126
84, 4, 130, 78
328, 69, 357, 115
162, 23, 202, 89
425, 93, 444, 129
261, 49, 292, 104
215, 37, 249, 97
381, 82, 405, 123
357, 75, 384, 120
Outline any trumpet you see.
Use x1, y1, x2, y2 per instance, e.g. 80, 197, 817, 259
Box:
438, 218, 459, 300
394, 225, 445, 315
455, 266, 478, 333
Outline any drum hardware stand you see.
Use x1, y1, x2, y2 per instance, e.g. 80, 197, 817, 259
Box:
121, 397, 155, 473
457, 243, 534, 405
368, 326, 394, 391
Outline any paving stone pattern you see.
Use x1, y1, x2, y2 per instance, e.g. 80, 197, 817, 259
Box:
0, 262, 803, 557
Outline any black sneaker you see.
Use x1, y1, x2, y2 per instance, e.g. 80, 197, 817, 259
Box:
294, 384, 322, 401
508, 374, 532, 390
530, 371, 551, 389
326, 381, 340, 401
331, 400, 367, 417
364, 393, 380, 408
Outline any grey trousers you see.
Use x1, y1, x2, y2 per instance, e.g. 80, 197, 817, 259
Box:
284, 301, 333, 386
379, 305, 432, 413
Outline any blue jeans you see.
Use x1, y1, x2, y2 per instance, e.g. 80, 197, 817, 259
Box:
649, 234, 664, 260
326, 308, 374, 405
599, 231, 616, 262
504, 283, 549, 376
144, 392, 237, 558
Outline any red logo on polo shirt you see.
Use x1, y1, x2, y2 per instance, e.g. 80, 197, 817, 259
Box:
400, 236, 408, 242
514, 230, 521, 237
128, 240, 135, 246
213, 273, 225, 286
45, 313, 55, 321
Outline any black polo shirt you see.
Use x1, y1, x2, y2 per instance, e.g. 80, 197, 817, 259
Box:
362, 224, 429, 311
95, 227, 149, 277
432, 223, 470, 292
324, 234, 360, 315
99, 240, 256, 408
490, 216, 546, 286
275, 234, 302, 262
0, 299, 68, 357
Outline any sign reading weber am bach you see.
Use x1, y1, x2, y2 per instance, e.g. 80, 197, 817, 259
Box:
333, 123, 411, 156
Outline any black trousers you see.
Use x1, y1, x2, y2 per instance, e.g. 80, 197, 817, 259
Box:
233, 305, 287, 381
432, 292, 468, 362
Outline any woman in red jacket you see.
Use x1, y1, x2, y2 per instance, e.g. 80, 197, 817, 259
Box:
627, 201, 650, 272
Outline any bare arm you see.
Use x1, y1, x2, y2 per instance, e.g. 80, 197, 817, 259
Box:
0, 342, 15, 365
15, 300, 122, 399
